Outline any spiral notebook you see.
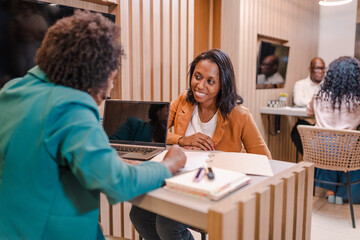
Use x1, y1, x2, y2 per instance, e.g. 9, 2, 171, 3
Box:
165, 167, 251, 200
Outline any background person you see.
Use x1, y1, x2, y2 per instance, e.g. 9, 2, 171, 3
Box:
291, 57, 326, 155
257, 54, 285, 85
0, 11, 186, 239
307, 56, 360, 204
130, 49, 271, 240
293, 57, 326, 107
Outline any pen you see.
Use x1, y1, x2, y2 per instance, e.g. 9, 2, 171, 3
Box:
207, 167, 215, 180
193, 167, 206, 182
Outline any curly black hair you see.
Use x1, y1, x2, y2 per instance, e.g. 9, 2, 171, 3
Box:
36, 10, 123, 97
186, 49, 243, 119
317, 56, 360, 111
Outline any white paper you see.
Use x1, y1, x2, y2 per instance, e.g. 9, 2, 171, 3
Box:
208, 152, 274, 176
151, 150, 209, 171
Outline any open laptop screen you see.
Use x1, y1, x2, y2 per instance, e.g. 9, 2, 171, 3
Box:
103, 100, 170, 148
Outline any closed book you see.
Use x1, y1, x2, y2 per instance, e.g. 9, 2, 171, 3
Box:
165, 167, 251, 200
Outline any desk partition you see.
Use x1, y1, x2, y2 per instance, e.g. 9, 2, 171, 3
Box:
207, 162, 314, 240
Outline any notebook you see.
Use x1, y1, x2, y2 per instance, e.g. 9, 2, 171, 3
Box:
165, 167, 251, 200
103, 100, 170, 160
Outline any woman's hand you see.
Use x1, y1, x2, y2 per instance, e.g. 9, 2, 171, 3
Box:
178, 133, 215, 151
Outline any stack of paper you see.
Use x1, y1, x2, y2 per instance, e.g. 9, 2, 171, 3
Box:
165, 167, 251, 200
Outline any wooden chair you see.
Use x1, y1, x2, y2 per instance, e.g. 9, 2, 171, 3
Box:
297, 125, 360, 228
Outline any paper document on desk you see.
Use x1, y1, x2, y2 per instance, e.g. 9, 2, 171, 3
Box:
208, 152, 273, 176
151, 150, 209, 171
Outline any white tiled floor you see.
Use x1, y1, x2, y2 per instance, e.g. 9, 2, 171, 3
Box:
311, 187, 360, 240
191, 187, 360, 240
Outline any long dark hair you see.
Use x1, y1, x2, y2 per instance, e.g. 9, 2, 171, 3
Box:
186, 49, 243, 119
317, 56, 360, 110
36, 10, 123, 98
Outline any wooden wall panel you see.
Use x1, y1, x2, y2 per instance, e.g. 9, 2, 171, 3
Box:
111, 0, 194, 102
162, 0, 171, 101
119, 0, 131, 100
171, 0, 180, 100
179, 0, 188, 92
153, 0, 162, 101
221, 0, 319, 162
194, 0, 210, 57
187, 0, 195, 89
142, 0, 152, 100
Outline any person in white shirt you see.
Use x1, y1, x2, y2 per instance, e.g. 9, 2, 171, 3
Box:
293, 57, 326, 106
291, 57, 325, 155
257, 55, 285, 86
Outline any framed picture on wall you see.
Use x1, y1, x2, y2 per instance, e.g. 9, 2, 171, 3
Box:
256, 41, 290, 89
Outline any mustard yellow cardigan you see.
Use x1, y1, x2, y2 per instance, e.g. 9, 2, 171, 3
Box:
167, 91, 272, 159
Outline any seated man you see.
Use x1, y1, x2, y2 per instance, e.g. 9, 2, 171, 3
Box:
291, 57, 325, 154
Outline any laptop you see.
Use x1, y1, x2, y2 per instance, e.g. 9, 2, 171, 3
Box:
103, 100, 170, 160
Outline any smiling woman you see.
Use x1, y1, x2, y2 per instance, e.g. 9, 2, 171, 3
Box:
129, 49, 272, 240
166, 49, 271, 156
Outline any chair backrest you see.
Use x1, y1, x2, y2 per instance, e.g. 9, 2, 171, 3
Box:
298, 125, 360, 171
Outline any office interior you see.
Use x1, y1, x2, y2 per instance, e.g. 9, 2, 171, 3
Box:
57, 0, 358, 164
1, 0, 360, 239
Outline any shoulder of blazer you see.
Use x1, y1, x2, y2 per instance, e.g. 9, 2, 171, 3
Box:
228, 105, 251, 119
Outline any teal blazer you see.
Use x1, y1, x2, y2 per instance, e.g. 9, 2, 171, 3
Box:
0, 66, 171, 239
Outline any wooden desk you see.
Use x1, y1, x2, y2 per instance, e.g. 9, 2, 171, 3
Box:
130, 159, 295, 230
100, 157, 314, 240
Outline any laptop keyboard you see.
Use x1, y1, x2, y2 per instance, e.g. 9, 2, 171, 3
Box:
113, 145, 157, 154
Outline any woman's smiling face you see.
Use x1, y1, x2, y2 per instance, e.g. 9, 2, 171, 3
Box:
191, 60, 221, 106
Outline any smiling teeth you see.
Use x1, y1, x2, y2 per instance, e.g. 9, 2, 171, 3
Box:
196, 91, 206, 97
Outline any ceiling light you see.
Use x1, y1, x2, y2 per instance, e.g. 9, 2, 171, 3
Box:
319, 0, 353, 6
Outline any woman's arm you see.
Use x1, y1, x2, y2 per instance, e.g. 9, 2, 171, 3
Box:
306, 94, 316, 117
240, 110, 272, 159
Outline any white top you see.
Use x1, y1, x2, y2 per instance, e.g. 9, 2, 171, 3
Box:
293, 76, 319, 107
257, 72, 284, 84
184, 105, 217, 138
307, 93, 360, 130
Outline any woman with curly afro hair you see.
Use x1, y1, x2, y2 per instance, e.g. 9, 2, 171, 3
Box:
307, 56, 360, 205
0, 10, 186, 239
